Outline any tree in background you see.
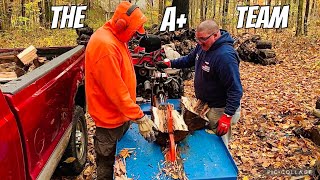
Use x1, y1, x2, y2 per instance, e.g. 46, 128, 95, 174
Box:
172, 0, 189, 28
296, 0, 303, 36
159, 0, 164, 23
222, 0, 229, 29
304, 0, 310, 35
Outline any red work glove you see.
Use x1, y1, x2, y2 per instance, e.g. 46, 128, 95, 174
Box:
216, 114, 232, 136
155, 58, 171, 68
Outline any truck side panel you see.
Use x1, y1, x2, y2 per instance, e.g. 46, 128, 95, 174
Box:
2, 46, 85, 179
0, 91, 26, 180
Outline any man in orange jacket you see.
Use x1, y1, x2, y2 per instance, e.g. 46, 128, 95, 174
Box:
85, 2, 157, 179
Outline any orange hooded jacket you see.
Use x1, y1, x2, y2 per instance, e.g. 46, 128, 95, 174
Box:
85, 1, 147, 128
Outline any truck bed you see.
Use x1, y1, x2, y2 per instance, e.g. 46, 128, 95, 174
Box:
0, 46, 77, 93
0, 46, 74, 84
0, 45, 85, 180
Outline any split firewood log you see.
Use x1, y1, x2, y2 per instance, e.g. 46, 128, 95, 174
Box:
162, 44, 181, 60
17, 45, 38, 65
181, 96, 209, 132
152, 106, 189, 146
0, 72, 17, 82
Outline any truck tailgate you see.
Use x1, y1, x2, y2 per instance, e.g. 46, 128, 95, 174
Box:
0, 92, 26, 180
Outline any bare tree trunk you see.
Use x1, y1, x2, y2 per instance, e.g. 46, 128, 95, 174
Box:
276, 0, 287, 33
200, 0, 204, 22
172, 0, 189, 28
296, 0, 304, 36
195, 0, 199, 25
83, 0, 90, 9
222, 0, 229, 29
193, 0, 196, 26
310, 0, 315, 16
21, 0, 26, 17
189, 0, 193, 27
232, 0, 236, 34
204, 0, 208, 20
147, 1, 153, 25
315, 0, 319, 18
44, 0, 53, 28
0, 0, 4, 30
304, 0, 310, 35
5, 0, 13, 29
213, 0, 216, 19
159, 0, 164, 24
219, 0, 222, 14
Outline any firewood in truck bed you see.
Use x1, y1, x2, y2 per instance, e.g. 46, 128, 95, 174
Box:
0, 47, 48, 83
17, 45, 38, 65
0, 72, 17, 82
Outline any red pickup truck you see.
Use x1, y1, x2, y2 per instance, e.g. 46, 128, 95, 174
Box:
0, 46, 88, 179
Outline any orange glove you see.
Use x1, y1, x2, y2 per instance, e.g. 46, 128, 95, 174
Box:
216, 114, 232, 136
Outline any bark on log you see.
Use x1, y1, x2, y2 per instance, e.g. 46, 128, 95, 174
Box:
257, 49, 276, 59
256, 40, 272, 49
293, 126, 320, 146
152, 106, 189, 146
181, 96, 209, 132
183, 109, 207, 132
234, 33, 279, 65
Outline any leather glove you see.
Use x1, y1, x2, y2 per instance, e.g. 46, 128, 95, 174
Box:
216, 114, 232, 136
155, 59, 171, 68
133, 115, 158, 142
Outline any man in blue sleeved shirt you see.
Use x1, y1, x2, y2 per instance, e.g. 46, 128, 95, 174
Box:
156, 20, 243, 146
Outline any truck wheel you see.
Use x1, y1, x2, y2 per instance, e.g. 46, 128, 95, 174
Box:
56, 105, 88, 176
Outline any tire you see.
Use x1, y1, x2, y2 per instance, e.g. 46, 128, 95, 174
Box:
56, 105, 88, 176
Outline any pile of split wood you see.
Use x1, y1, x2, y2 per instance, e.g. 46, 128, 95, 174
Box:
234, 33, 278, 65
76, 25, 93, 45
148, 26, 197, 56
0, 45, 48, 83
152, 96, 210, 145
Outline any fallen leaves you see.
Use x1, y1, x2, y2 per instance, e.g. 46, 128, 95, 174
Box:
63, 157, 76, 163
229, 30, 320, 179
114, 148, 136, 180
119, 148, 136, 159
